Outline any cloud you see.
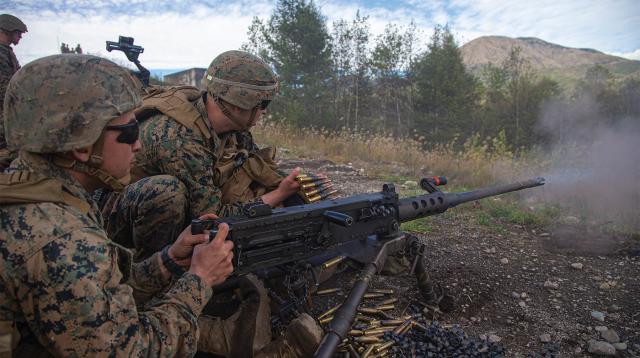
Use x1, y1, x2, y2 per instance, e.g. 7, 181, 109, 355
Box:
9, 0, 275, 68
5, 0, 639, 69
610, 48, 640, 61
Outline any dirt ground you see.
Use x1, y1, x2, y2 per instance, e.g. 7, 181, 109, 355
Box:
279, 157, 640, 357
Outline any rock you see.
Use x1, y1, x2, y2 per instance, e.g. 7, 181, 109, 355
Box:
574, 347, 582, 353
403, 180, 417, 188
539, 334, 551, 343
608, 304, 621, 312
595, 326, 608, 332
479, 334, 487, 340
612, 342, 627, 350
570, 262, 584, 270
488, 334, 501, 343
587, 340, 616, 355
518, 301, 526, 308
521, 292, 528, 298
500, 258, 509, 264
544, 280, 559, 290
591, 311, 606, 322
599, 282, 614, 290
511, 292, 521, 299
601, 329, 620, 343
539, 232, 550, 237
484, 247, 496, 254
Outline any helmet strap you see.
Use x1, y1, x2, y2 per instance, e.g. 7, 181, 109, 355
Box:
214, 96, 250, 131
52, 132, 130, 192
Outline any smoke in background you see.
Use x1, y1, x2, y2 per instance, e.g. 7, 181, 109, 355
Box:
535, 94, 640, 231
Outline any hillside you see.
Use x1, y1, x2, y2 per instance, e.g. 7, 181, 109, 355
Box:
460, 36, 640, 85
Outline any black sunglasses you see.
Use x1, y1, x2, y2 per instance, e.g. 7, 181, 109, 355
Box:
105, 120, 139, 144
259, 100, 271, 110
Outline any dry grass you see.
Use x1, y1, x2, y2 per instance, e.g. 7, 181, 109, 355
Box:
253, 121, 544, 188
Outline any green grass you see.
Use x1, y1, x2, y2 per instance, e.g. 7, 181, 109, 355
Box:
401, 219, 433, 233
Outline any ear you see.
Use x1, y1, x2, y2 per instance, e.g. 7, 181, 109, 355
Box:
69, 145, 93, 163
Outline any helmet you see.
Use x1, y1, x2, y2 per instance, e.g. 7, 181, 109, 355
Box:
4, 54, 141, 153
204, 50, 278, 110
0, 14, 27, 33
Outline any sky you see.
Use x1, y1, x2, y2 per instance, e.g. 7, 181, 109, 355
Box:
3, 0, 640, 70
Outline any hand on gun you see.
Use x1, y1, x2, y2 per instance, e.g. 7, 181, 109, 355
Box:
168, 213, 234, 286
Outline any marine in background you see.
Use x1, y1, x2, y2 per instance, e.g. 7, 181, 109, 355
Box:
0, 14, 27, 171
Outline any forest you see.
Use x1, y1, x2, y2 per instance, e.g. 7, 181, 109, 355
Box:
242, 0, 640, 152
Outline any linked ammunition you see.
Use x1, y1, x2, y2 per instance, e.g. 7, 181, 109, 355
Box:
354, 336, 381, 344
363, 293, 385, 299
296, 174, 327, 183
319, 316, 333, 324
316, 288, 341, 295
305, 183, 334, 197
308, 189, 338, 202
300, 179, 329, 189
321, 255, 346, 270
375, 304, 395, 311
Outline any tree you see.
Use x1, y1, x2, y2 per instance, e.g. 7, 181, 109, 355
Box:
370, 22, 418, 135
410, 25, 478, 144
330, 11, 370, 131
262, 0, 334, 128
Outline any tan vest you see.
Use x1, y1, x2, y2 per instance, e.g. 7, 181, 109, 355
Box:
135, 86, 282, 203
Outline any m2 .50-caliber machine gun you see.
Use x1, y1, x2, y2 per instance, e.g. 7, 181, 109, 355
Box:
192, 176, 545, 357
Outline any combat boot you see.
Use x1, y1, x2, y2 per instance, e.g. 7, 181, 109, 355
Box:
256, 313, 323, 358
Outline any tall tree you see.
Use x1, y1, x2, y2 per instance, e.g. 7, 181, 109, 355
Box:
330, 11, 370, 131
262, 0, 333, 127
410, 25, 478, 144
370, 22, 418, 135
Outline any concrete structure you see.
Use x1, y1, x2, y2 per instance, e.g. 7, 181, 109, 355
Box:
164, 68, 207, 89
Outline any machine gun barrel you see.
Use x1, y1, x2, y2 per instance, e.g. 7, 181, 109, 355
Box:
398, 177, 545, 222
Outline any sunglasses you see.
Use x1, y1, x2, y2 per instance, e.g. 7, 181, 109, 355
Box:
105, 119, 139, 144
259, 100, 271, 110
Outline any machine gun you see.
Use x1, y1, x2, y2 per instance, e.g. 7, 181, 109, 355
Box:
192, 176, 545, 357
106, 36, 150, 87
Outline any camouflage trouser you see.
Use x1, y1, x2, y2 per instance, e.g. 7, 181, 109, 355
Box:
99, 175, 188, 261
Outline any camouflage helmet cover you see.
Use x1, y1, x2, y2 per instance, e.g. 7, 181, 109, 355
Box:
4, 54, 141, 153
204, 50, 278, 110
0, 14, 27, 32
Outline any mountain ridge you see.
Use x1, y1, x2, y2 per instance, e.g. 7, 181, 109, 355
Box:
460, 36, 639, 83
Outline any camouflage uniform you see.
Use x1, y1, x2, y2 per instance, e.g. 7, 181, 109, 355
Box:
0, 154, 211, 357
101, 51, 281, 260
0, 54, 213, 357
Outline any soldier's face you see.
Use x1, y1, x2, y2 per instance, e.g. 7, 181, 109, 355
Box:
10, 31, 23, 45
235, 105, 266, 129
100, 110, 141, 180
